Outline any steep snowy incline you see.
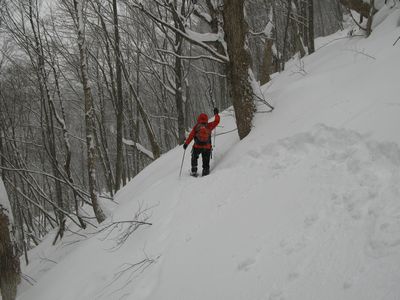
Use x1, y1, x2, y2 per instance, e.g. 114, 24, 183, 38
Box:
17, 6, 400, 300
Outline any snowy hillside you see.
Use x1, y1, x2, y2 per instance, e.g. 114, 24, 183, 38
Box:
17, 7, 400, 300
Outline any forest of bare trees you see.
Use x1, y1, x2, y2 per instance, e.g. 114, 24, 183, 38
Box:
0, 1, 355, 296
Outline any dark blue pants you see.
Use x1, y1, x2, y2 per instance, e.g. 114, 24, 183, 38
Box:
191, 148, 211, 175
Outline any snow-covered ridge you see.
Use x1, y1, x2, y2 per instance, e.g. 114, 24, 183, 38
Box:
17, 7, 400, 300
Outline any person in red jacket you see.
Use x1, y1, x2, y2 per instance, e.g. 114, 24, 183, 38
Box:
183, 108, 220, 176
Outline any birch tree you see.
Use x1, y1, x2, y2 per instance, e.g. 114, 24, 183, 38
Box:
67, 0, 106, 223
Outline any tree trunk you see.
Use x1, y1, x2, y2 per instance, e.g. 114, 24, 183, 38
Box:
172, 1, 187, 145
340, 0, 371, 19
73, 0, 106, 223
113, 0, 124, 191
260, 39, 273, 85
308, 0, 315, 54
0, 131, 4, 181
291, 2, 306, 58
0, 184, 20, 300
282, 0, 293, 70
175, 44, 186, 144
222, 0, 255, 140
366, 0, 376, 37
27, 1, 66, 240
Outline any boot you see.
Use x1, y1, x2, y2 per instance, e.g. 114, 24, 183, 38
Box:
191, 167, 198, 177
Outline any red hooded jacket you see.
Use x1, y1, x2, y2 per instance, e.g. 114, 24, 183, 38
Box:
184, 113, 220, 149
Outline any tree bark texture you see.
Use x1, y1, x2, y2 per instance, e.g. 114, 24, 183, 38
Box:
0, 210, 20, 300
366, 0, 376, 36
308, 0, 315, 54
282, 0, 292, 70
222, 0, 255, 140
113, 0, 124, 191
260, 39, 273, 85
340, 0, 371, 19
73, 0, 106, 223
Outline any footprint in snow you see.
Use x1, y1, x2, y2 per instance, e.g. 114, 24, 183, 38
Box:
343, 281, 352, 290
268, 290, 285, 300
237, 257, 256, 272
287, 272, 300, 282
304, 214, 319, 227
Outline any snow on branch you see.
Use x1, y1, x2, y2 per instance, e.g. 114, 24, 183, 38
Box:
186, 29, 220, 43
249, 69, 274, 112
155, 48, 225, 64
0, 179, 13, 224
131, 1, 228, 63
193, 5, 212, 23
122, 138, 155, 160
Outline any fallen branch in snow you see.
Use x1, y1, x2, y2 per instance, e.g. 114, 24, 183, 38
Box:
98, 220, 153, 234
100, 254, 159, 298
253, 91, 274, 112
290, 58, 308, 76
250, 70, 274, 112
216, 128, 238, 136
97, 219, 152, 251
316, 34, 365, 51
37, 254, 57, 265
96, 202, 154, 251
113, 257, 158, 284
20, 273, 36, 286
394, 35, 400, 46
343, 48, 376, 60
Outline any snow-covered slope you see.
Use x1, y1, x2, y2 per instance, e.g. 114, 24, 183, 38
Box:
17, 7, 400, 300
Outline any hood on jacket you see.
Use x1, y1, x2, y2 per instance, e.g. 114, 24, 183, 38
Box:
197, 113, 208, 123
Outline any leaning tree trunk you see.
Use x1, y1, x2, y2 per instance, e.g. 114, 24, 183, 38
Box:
73, 0, 106, 223
222, 0, 255, 140
366, 0, 376, 37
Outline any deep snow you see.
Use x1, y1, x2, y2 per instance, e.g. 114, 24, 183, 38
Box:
15, 6, 400, 300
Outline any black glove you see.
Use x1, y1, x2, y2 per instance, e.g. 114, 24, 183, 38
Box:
183, 143, 188, 150
213, 107, 219, 115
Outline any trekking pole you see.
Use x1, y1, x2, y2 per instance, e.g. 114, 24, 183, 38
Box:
213, 127, 217, 150
179, 149, 186, 177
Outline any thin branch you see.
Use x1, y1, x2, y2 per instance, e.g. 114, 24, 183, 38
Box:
343, 48, 376, 60
155, 48, 226, 64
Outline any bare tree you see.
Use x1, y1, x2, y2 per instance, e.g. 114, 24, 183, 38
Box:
67, 0, 106, 223
112, 0, 125, 191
